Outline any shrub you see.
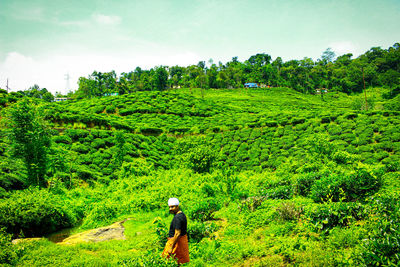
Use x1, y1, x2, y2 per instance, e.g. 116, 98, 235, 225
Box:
332, 150, 352, 164
306, 202, 364, 230
187, 146, 215, 173
264, 185, 293, 200
187, 221, 218, 243
382, 156, 400, 172
293, 172, 322, 197
187, 198, 221, 222
91, 138, 106, 149
52, 135, 72, 144
105, 105, 116, 114
119, 158, 154, 178
81, 202, 119, 229
311, 169, 381, 203
65, 129, 89, 141
265, 121, 278, 127
343, 168, 382, 201
117, 250, 178, 266
71, 142, 90, 154
239, 196, 266, 212
276, 201, 303, 221
359, 195, 400, 266
0, 229, 17, 265
0, 188, 76, 237
75, 164, 97, 181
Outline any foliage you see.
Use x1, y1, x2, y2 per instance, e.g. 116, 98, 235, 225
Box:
5, 99, 51, 187
0, 228, 18, 265
359, 194, 400, 266
306, 202, 364, 230
187, 198, 221, 222
276, 201, 304, 221
0, 188, 77, 237
73, 42, 400, 95
118, 250, 179, 267
0, 68, 400, 266
187, 146, 215, 173
310, 168, 382, 203
187, 221, 218, 243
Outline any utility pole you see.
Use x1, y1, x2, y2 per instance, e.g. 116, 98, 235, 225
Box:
362, 67, 368, 111
65, 73, 70, 92
6, 78, 10, 93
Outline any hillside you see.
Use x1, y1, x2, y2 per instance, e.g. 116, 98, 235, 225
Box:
0, 87, 399, 266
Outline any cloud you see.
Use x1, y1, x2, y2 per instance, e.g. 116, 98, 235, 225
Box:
92, 14, 122, 26
10, 6, 46, 22
0, 52, 37, 90
0, 50, 202, 94
329, 41, 358, 56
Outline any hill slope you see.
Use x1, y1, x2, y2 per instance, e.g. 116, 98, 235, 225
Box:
0, 87, 399, 266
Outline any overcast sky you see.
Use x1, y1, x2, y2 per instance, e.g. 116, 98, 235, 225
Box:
0, 0, 399, 94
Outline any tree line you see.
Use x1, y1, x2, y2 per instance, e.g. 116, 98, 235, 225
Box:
74, 43, 400, 98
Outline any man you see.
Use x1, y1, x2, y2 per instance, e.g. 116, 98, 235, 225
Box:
162, 197, 189, 264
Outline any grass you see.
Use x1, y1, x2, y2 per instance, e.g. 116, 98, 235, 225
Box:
0, 87, 399, 266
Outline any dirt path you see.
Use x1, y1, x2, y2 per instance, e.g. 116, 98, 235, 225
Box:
59, 219, 130, 245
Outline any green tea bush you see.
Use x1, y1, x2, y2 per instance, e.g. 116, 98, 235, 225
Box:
332, 150, 353, 164
105, 105, 116, 114
306, 202, 364, 230
52, 135, 72, 144
188, 221, 218, 243
91, 138, 106, 149
117, 250, 178, 267
264, 185, 293, 200
382, 156, 400, 172
343, 168, 382, 201
359, 194, 400, 266
119, 158, 155, 178
187, 198, 221, 222
74, 165, 96, 181
311, 169, 381, 203
0, 229, 18, 265
65, 129, 89, 141
71, 142, 90, 153
187, 146, 215, 173
0, 188, 76, 237
293, 172, 322, 197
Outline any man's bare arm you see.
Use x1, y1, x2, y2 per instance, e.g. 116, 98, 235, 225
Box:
168, 229, 181, 253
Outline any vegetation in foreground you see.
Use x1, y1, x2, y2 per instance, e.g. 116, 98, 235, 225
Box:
0, 85, 399, 266
0, 42, 399, 266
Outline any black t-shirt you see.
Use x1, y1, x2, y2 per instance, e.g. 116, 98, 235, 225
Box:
168, 212, 187, 237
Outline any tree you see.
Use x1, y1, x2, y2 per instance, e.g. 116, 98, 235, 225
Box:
320, 48, 336, 65
114, 131, 126, 167
152, 66, 169, 90
6, 99, 51, 187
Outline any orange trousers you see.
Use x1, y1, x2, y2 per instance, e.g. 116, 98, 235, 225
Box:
162, 235, 190, 264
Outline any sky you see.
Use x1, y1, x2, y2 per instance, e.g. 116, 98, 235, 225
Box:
0, 0, 399, 94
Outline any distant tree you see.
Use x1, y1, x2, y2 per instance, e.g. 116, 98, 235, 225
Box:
42, 91, 54, 102
6, 99, 51, 187
152, 66, 169, 90
320, 48, 336, 65
197, 61, 206, 70
247, 53, 272, 66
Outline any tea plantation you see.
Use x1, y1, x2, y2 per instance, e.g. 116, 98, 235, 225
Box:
0, 87, 399, 266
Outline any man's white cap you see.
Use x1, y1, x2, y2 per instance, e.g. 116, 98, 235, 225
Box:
168, 198, 179, 206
